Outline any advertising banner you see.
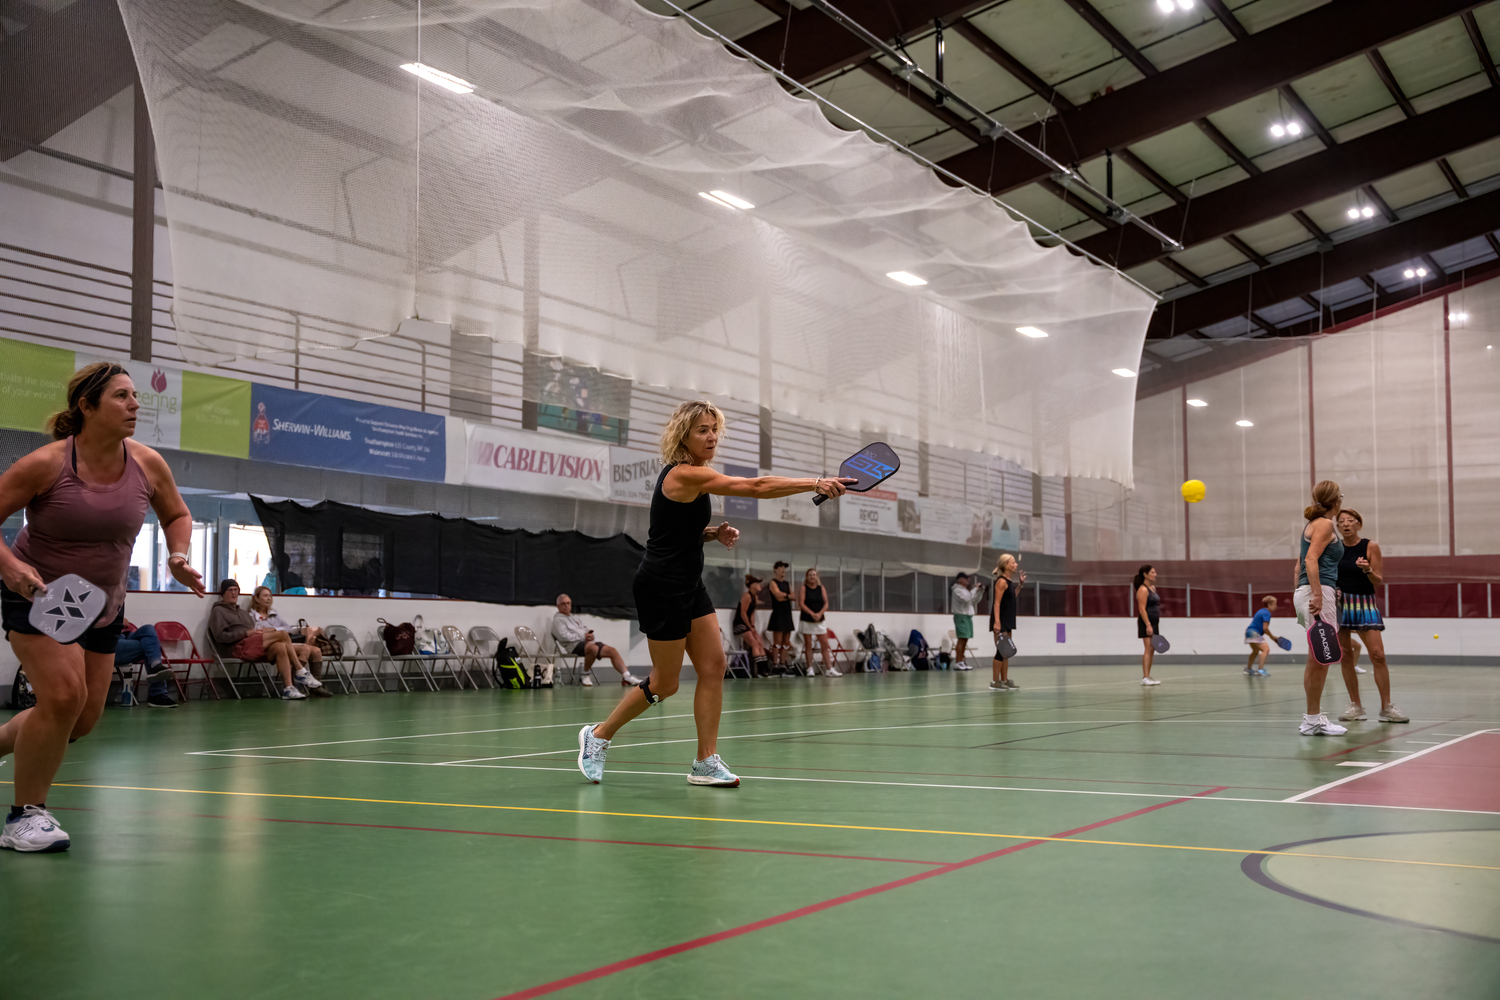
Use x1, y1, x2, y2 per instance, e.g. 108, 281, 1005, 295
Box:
723, 463, 758, 519
758, 468, 819, 527
181, 371, 251, 458
839, 488, 900, 535
609, 446, 663, 506
0, 341, 73, 433
250, 383, 446, 481
906, 496, 972, 544
990, 510, 1022, 551
77, 357, 181, 449
1043, 513, 1067, 558
466, 423, 609, 500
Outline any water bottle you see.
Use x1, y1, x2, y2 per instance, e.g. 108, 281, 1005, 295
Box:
119, 669, 133, 706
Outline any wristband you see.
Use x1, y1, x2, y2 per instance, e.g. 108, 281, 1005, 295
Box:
168, 552, 190, 564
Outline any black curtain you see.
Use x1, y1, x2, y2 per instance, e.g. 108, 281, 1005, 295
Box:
250, 497, 643, 617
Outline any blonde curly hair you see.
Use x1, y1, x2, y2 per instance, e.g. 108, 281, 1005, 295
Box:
659, 399, 725, 464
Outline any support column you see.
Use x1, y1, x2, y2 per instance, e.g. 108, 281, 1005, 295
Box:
758, 296, 773, 469
1181, 387, 1191, 561
130, 76, 156, 363
1443, 294, 1456, 557
520, 211, 540, 429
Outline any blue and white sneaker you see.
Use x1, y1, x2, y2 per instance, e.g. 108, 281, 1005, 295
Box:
688, 754, 740, 787
1256, 668, 1270, 677
578, 724, 609, 783
0, 805, 70, 853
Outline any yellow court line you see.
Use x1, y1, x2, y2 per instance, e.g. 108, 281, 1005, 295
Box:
18, 780, 1500, 873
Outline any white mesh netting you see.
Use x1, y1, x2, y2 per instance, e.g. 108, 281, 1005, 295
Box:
117, 0, 1155, 485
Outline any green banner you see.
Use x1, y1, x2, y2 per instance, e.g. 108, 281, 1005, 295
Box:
180, 370, 250, 458
0, 341, 75, 433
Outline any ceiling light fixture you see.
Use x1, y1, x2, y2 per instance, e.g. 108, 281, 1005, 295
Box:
699, 192, 737, 209
1363, 206, 1375, 218
399, 62, 474, 94
1269, 121, 1302, 139
1186, 398, 1208, 407
1016, 326, 1048, 338
709, 190, 754, 210
1449, 311, 1468, 323
1236, 419, 1254, 427
1155, 0, 1173, 11
1347, 207, 1360, 219
887, 271, 927, 286
1176, 0, 1194, 8
1112, 368, 1137, 377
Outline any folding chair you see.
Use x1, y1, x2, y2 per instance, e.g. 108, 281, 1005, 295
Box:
153, 621, 218, 701
826, 629, 860, 673
545, 630, 590, 685
439, 625, 483, 690
205, 631, 280, 699
513, 626, 556, 686
325, 625, 384, 693
466, 626, 503, 689
721, 629, 751, 679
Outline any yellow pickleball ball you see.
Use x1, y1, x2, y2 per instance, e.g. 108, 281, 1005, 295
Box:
1181, 479, 1206, 503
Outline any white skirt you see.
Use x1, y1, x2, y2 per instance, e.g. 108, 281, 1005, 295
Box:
797, 620, 827, 636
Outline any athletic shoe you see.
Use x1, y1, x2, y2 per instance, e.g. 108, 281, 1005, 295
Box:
1256, 669, 1270, 677
1338, 704, 1367, 722
294, 668, 323, 689
577, 724, 609, 783
1003, 678, 1019, 689
988, 680, 1007, 691
621, 672, 641, 685
1140, 677, 1161, 686
0, 806, 70, 853
1379, 706, 1410, 723
954, 663, 973, 671
687, 754, 740, 787
1355, 665, 1368, 674
1244, 666, 1254, 675
145, 661, 173, 680
281, 686, 306, 700
308, 686, 334, 698
1299, 714, 1348, 736
146, 692, 177, 708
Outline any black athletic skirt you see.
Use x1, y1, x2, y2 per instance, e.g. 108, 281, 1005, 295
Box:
634, 575, 715, 642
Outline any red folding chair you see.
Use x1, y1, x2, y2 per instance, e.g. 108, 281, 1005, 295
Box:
153, 621, 220, 700
827, 629, 859, 672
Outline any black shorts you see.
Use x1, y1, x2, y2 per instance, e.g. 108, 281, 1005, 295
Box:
570, 641, 589, 656
634, 576, 715, 642
2, 583, 125, 655
1138, 614, 1160, 640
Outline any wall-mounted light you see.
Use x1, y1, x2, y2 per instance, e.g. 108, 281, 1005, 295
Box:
1449, 311, 1469, 323
1236, 419, 1254, 427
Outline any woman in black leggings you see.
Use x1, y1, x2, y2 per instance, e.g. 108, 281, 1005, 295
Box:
576, 400, 852, 787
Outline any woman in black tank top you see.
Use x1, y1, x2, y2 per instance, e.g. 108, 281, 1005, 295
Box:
1333, 509, 1405, 723
577, 400, 854, 788
797, 568, 839, 678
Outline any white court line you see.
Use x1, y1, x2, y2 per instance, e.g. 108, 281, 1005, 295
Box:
1377, 750, 1412, 753
1337, 762, 1382, 768
1283, 729, 1499, 803
1407, 740, 1443, 744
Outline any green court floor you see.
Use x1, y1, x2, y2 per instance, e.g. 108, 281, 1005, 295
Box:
3, 663, 1498, 999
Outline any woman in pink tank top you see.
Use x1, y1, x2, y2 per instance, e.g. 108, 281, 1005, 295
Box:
0, 362, 204, 853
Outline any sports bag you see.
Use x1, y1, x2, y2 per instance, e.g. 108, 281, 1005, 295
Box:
413, 614, 438, 655
493, 639, 530, 689
301, 619, 343, 660
906, 629, 931, 670
378, 618, 416, 656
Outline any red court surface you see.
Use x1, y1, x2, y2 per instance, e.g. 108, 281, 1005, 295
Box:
1299, 731, 1500, 812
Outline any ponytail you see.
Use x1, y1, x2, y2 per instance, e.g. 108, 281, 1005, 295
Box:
46, 362, 128, 440
1304, 480, 1341, 521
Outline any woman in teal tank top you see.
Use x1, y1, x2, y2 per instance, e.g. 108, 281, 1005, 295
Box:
1293, 480, 1346, 737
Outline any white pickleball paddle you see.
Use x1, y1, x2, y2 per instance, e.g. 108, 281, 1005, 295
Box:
27, 574, 107, 643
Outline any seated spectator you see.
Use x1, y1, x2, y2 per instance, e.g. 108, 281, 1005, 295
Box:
207, 579, 307, 700
249, 586, 330, 696
116, 620, 176, 708
551, 594, 639, 687
733, 575, 770, 677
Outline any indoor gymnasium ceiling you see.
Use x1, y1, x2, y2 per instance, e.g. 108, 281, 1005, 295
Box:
657, 0, 1500, 356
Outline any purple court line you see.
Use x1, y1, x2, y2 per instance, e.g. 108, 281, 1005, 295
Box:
493, 786, 1229, 1000
1318, 719, 1457, 760
49, 806, 947, 867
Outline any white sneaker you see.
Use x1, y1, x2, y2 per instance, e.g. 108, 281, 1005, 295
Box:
1299, 714, 1348, 736
825, 668, 842, 677
688, 754, 740, 787
1140, 677, 1161, 686
1, 806, 70, 852
294, 667, 323, 689
577, 724, 609, 783
580, 673, 594, 687
1354, 665, 1368, 674
621, 672, 641, 686
1338, 704, 1367, 722
954, 663, 973, 671
281, 685, 307, 700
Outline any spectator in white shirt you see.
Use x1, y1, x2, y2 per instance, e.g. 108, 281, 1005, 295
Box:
551, 594, 639, 687
951, 573, 983, 670
250, 585, 331, 696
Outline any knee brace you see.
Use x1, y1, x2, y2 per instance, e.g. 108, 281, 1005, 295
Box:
638, 677, 664, 705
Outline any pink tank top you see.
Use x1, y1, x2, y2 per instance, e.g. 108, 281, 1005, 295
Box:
11, 438, 154, 626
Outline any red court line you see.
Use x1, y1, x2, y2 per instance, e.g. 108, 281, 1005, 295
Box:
494, 786, 1228, 1000
51, 807, 945, 867
1318, 719, 1459, 760
1306, 733, 1500, 812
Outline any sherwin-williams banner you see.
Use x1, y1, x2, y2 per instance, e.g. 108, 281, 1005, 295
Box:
181, 371, 250, 458
0, 341, 73, 432
466, 423, 609, 500
609, 446, 663, 506
250, 383, 446, 480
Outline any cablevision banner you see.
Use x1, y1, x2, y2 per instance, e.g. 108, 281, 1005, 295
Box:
464, 423, 610, 501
